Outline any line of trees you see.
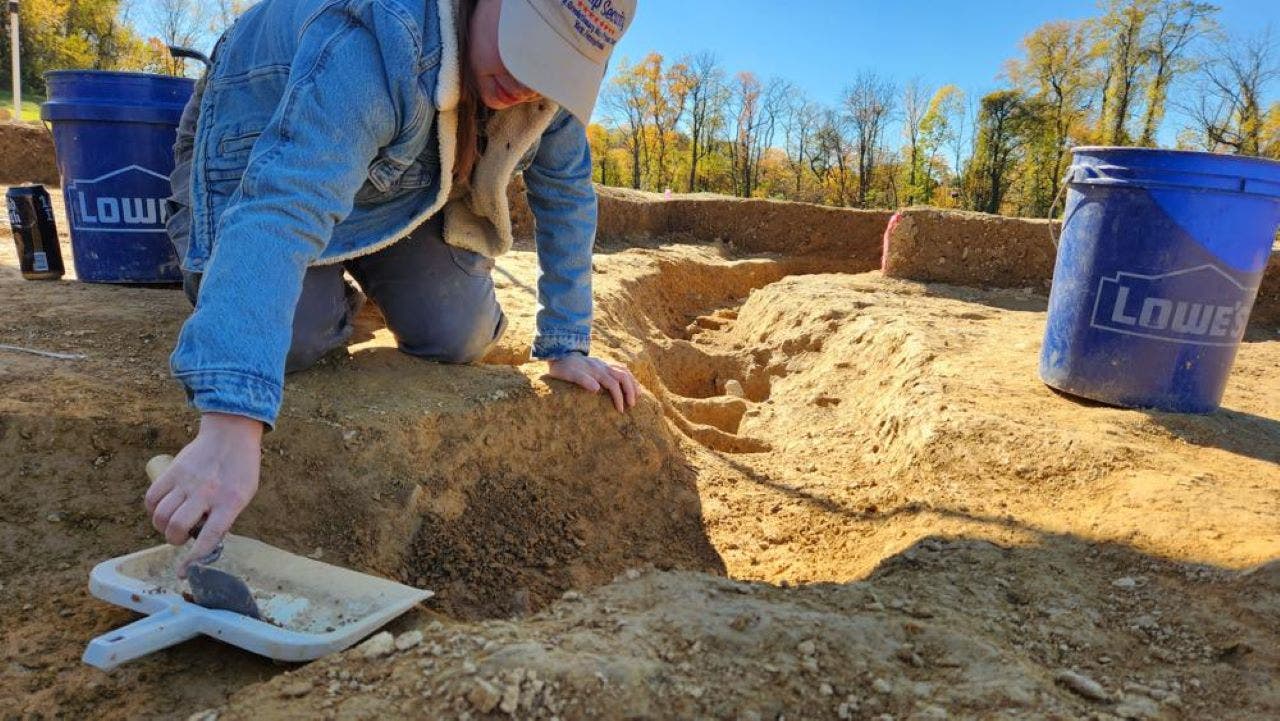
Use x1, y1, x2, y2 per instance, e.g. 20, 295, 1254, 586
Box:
594, 0, 1280, 216
0, 0, 240, 97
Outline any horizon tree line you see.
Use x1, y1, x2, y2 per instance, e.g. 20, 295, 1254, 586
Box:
593, 0, 1279, 217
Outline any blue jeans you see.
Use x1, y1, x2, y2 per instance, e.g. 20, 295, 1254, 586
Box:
181, 213, 508, 373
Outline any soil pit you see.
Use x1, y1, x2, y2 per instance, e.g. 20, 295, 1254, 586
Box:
1, 185, 1278, 720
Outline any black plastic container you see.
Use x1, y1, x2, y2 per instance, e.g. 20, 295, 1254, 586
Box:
6, 184, 65, 280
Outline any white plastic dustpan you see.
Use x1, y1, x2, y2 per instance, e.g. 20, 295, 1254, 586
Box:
83, 534, 432, 670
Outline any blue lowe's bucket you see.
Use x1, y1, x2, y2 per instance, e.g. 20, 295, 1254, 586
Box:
41, 71, 194, 283
1040, 147, 1280, 413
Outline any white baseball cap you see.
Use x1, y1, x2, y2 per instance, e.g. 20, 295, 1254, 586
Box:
498, 0, 637, 124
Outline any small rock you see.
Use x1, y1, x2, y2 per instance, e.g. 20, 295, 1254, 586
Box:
916, 705, 948, 720
498, 682, 521, 714
1112, 577, 1138, 590
895, 645, 924, 667
872, 678, 892, 694
278, 680, 312, 698
46, 512, 65, 523
625, 568, 641, 580
1054, 669, 1109, 701
724, 379, 746, 398
819, 683, 834, 696
186, 711, 219, 721
358, 631, 395, 658
561, 590, 582, 601
1216, 641, 1253, 662
1130, 614, 1160, 631
797, 639, 817, 656
395, 631, 423, 651
466, 679, 502, 713
1115, 694, 1160, 720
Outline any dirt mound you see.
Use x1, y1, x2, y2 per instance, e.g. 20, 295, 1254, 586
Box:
510, 183, 891, 264
0, 122, 60, 186
218, 541, 1278, 721
595, 266, 1279, 587
882, 207, 1059, 290
1251, 250, 1280, 328
881, 207, 1280, 331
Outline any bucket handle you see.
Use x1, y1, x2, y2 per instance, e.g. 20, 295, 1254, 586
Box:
1046, 171, 1072, 248
167, 45, 211, 70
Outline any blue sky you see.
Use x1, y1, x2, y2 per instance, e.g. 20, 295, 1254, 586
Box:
149, 1, 1279, 146
599, 0, 1280, 144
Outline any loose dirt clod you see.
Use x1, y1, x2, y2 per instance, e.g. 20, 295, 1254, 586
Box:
467, 678, 502, 712
358, 632, 395, 659
394, 630, 423, 650
276, 680, 312, 698
1055, 669, 1110, 702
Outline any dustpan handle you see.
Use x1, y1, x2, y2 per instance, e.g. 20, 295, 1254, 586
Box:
83, 607, 200, 670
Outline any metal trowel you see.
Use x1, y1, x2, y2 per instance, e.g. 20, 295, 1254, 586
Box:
145, 455, 262, 619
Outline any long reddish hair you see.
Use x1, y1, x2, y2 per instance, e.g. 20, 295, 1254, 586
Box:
454, 0, 481, 188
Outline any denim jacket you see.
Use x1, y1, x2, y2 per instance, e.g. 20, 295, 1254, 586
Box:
169, 0, 596, 427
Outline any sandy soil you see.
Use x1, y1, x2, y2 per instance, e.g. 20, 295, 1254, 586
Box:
0, 123, 60, 186
1, 185, 1277, 720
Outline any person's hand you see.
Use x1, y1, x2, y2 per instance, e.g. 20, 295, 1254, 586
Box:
144, 413, 263, 577
546, 354, 639, 413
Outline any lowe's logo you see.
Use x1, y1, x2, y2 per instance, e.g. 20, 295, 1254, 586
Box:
1090, 265, 1253, 347
69, 165, 171, 234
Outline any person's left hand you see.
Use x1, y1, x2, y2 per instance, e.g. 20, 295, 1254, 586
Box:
547, 354, 639, 413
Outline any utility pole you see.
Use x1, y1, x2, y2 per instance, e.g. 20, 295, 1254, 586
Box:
8, 0, 18, 121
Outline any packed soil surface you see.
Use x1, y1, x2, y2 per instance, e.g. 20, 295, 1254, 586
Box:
0, 123, 60, 186
1, 184, 1278, 720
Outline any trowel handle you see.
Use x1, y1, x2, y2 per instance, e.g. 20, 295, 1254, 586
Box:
144, 454, 224, 563
82, 606, 201, 670
146, 454, 174, 482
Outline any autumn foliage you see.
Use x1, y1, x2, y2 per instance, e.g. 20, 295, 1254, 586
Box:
593, 1, 1279, 217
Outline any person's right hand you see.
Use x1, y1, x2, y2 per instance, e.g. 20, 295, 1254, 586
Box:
144, 412, 263, 577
